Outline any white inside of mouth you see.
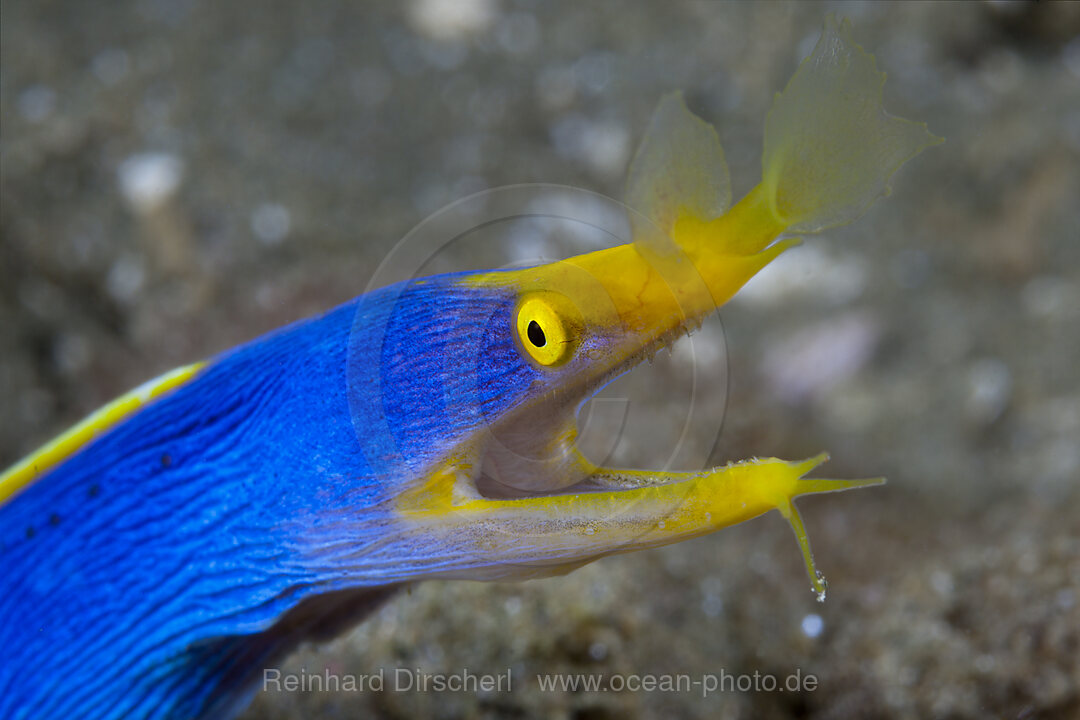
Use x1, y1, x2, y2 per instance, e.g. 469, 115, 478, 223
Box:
473, 464, 686, 500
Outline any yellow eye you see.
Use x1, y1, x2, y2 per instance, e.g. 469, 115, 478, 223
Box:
516, 295, 574, 367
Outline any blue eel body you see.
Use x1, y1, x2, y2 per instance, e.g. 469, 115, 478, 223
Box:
1, 273, 539, 718
1, 16, 938, 716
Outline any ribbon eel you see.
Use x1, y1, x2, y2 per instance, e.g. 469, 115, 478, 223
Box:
0, 17, 938, 720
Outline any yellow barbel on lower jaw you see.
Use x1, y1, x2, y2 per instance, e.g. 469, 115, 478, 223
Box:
397, 454, 883, 599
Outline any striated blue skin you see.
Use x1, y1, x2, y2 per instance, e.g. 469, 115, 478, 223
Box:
1, 18, 927, 716
0, 273, 547, 719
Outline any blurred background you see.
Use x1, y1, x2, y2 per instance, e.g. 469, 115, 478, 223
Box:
2, 1, 1078, 718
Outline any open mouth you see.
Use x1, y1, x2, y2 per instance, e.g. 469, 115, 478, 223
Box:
473, 315, 716, 503
475, 463, 696, 500
398, 436, 883, 601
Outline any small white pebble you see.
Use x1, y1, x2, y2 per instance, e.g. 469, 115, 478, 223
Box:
930, 570, 955, 596
588, 642, 607, 661
496, 12, 539, 56
701, 594, 723, 618
118, 153, 183, 212
1063, 37, 1080, 80
251, 203, 291, 245
408, 0, 496, 41
1022, 275, 1076, 320
550, 115, 629, 177
801, 613, 824, 639
54, 332, 91, 375
1056, 589, 1075, 610
106, 255, 146, 303
92, 48, 131, 86
700, 576, 724, 618
975, 654, 996, 673
965, 357, 1012, 424
573, 52, 614, 95
18, 85, 57, 123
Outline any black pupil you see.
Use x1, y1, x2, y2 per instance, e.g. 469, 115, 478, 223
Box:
527, 320, 547, 347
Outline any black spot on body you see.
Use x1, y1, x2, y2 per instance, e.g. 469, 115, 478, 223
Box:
161, 453, 172, 468
25, 526, 35, 539
49, 513, 61, 527
88, 483, 101, 498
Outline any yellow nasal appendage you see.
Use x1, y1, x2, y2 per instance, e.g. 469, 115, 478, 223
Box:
761, 14, 942, 235
665, 15, 942, 261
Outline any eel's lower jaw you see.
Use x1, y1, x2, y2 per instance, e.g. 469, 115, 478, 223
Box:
435, 453, 885, 601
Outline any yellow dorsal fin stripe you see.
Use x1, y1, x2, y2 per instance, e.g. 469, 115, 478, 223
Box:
0, 361, 206, 507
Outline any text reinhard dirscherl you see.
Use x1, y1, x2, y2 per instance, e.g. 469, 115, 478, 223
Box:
264, 667, 511, 694
263, 667, 820, 697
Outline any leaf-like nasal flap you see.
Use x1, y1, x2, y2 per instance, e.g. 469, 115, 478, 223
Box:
761, 14, 943, 233
625, 92, 732, 250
